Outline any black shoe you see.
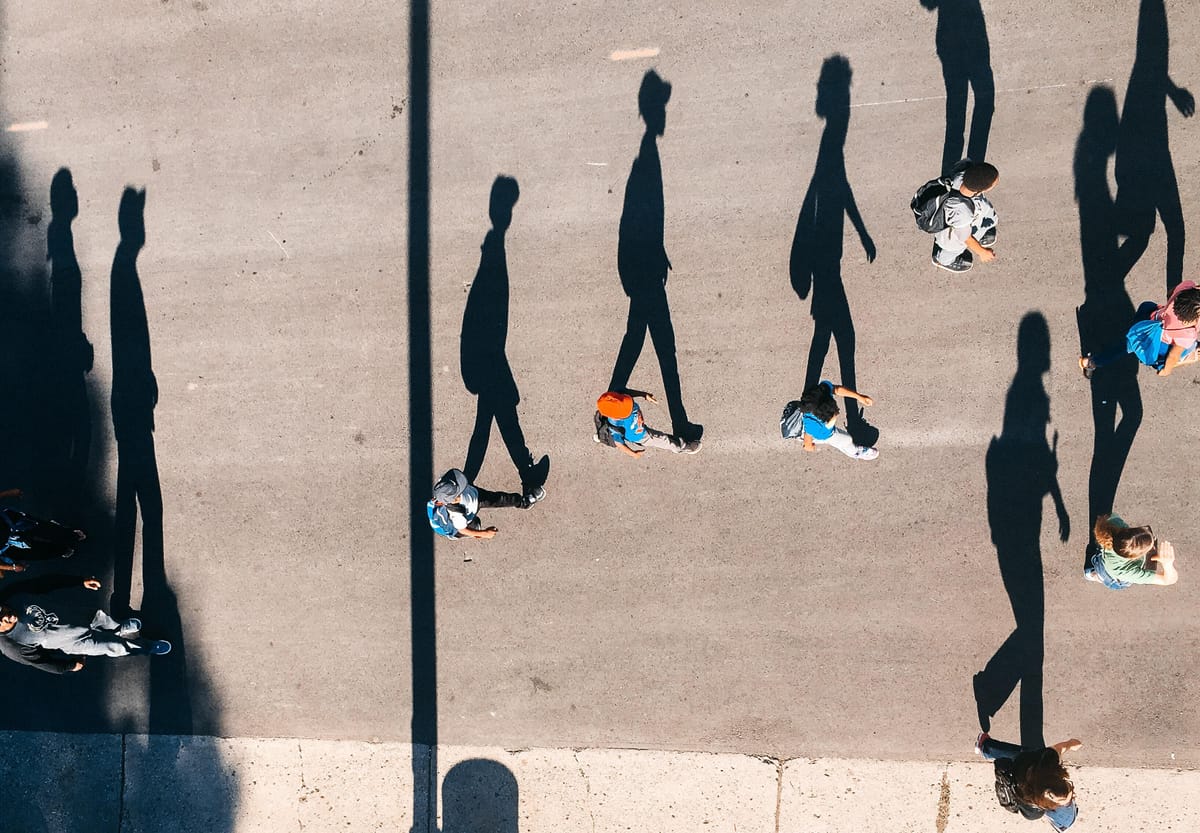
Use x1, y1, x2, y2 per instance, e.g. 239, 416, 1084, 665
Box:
978, 227, 996, 247
933, 248, 973, 273
521, 486, 546, 509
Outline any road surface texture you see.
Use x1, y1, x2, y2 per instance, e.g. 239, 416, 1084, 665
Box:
0, 0, 1197, 829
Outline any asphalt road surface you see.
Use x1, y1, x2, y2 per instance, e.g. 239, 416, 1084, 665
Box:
0, 0, 1196, 772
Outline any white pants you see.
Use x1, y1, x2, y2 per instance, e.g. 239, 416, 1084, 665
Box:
934, 194, 998, 261
814, 428, 864, 458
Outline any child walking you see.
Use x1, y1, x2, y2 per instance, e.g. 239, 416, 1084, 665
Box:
1085, 514, 1178, 587
785, 381, 878, 460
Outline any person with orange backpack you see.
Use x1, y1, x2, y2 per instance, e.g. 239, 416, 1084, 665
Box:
593, 391, 700, 458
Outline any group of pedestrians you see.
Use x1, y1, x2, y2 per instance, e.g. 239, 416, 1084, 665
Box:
0, 489, 171, 673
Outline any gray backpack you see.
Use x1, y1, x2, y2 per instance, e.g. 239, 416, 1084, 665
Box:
780, 401, 806, 439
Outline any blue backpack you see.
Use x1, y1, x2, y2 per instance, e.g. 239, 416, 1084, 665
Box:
1125, 317, 1165, 368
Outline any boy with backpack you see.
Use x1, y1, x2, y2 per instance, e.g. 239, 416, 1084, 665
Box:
594, 391, 700, 457
426, 468, 545, 541
1079, 280, 1200, 377
912, 160, 1000, 273
780, 381, 879, 460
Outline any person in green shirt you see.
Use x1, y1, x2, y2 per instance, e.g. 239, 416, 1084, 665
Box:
1085, 514, 1178, 587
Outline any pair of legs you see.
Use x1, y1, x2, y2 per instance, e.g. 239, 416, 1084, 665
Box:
813, 427, 878, 460
627, 426, 698, 454
932, 197, 998, 270
1, 509, 84, 561
48, 611, 165, 657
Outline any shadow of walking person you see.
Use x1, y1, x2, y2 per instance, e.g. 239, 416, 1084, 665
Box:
974, 313, 1069, 750
608, 69, 702, 442
45, 169, 94, 521
1114, 0, 1193, 293
1075, 87, 1144, 572
460, 176, 548, 493
790, 55, 878, 448
108, 187, 191, 733
442, 759, 518, 833
921, 0, 995, 175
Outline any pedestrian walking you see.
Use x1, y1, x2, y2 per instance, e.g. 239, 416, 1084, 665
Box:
1080, 279, 1200, 377
0, 488, 86, 571
593, 391, 700, 458
0, 574, 170, 673
781, 381, 878, 460
976, 733, 1081, 831
426, 468, 545, 540
913, 159, 999, 273
1085, 514, 1178, 587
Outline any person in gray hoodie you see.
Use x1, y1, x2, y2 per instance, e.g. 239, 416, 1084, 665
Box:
0, 574, 169, 673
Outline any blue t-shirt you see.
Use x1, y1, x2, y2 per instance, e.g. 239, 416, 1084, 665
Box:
607, 402, 648, 445
800, 381, 837, 440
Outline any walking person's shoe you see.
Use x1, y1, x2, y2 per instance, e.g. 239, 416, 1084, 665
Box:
978, 226, 997, 247
1078, 354, 1096, 379
1083, 568, 1104, 584
147, 640, 172, 656
681, 440, 702, 454
932, 246, 974, 273
853, 446, 879, 461
118, 618, 142, 638
521, 486, 546, 509
975, 731, 989, 756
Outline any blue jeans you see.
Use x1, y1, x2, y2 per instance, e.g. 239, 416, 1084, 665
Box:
980, 737, 1078, 831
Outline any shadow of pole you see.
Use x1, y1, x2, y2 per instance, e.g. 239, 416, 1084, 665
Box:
408, 1, 437, 832
1113, 0, 1192, 293
975, 313, 1069, 750
1074, 87, 1143, 569
790, 55, 878, 448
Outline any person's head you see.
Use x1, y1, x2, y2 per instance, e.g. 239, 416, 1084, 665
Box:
488, 175, 520, 233
596, 391, 634, 421
638, 70, 671, 137
1016, 748, 1074, 810
961, 162, 999, 194
798, 383, 839, 423
1171, 287, 1200, 325
0, 606, 16, 632
431, 468, 470, 506
1093, 515, 1156, 560
815, 54, 852, 119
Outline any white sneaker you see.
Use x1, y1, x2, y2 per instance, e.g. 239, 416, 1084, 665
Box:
854, 446, 879, 461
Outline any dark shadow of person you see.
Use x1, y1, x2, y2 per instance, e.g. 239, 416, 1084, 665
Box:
974, 313, 1069, 750
1075, 87, 1144, 572
790, 55, 878, 448
920, 0, 995, 175
108, 187, 191, 733
608, 69, 702, 442
460, 176, 548, 493
1114, 0, 1193, 293
44, 169, 94, 522
442, 759, 518, 833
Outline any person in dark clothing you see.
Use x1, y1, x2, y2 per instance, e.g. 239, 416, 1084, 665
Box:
0, 488, 86, 569
976, 733, 1081, 831
0, 573, 170, 673
608, 70, 702, 442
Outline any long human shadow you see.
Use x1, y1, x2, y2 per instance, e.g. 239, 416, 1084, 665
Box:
1075, 87, 1144, 571
460, 176, 546, 492
790, 55, 878, 448
974, 313, 1069, 750
1114, 0, 1193, 293
608, 69, 701, 442
920, 0, 995, 174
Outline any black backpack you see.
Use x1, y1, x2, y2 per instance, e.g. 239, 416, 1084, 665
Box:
593, 410, 618, 448
911, 177, 972, 233
780, 400, 806, 439
994, 758, 1045, 821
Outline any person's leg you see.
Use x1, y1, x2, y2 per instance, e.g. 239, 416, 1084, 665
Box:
24, 519, 83, 558
818, 428, 877, 459
639, 426, 687, 452
1085, 301, 1159, 370
69, 629, 139, 657
1044, 801, 1078, 832
971, 195, 998, 247
978, 735, 1023, 762
475, 487, 526, 510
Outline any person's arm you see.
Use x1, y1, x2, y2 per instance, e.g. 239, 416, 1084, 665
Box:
802, 435, 816, 452
1157, 342, 1187, 376
458, 526, 497, 540
1149, 540, 1179, 585
0, 637, 80, 674
965, 235, 996, 262
0, 488, 21, 500
832, 386, 874, 407
1050, 739, 1082, 757
616, 442, 644, 459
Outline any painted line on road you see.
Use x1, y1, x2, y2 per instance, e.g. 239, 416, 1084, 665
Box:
5, 121, 48, 132
610, 47, 660, 61
585, 161, 608, 167
850, 78, 1113, 109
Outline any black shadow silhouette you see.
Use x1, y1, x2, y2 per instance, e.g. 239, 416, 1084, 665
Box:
408, 0, 437, 830
921, 0, 995, 175
442, 759, 519, 833
608, 69, 701, 442
460, 176, 547, 492
1075, 87, 1144, 570
1114, 0, 1193, 292
790, 55, 878, 447
974, 313, 1069, 750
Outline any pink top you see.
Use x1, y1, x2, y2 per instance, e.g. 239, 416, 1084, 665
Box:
1154, 281, 1199, 348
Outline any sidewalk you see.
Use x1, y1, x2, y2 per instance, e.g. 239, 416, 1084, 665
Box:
3, 732, 1197, 832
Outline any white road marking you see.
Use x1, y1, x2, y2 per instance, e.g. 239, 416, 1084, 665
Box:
267, 230, 291, 258
585, 161, 608, 166
5, 121, 48, 132
850, 79, 1114, 109
610, 47, 660, 61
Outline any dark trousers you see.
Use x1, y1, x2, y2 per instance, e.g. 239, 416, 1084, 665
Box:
476, 488, 525, 509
